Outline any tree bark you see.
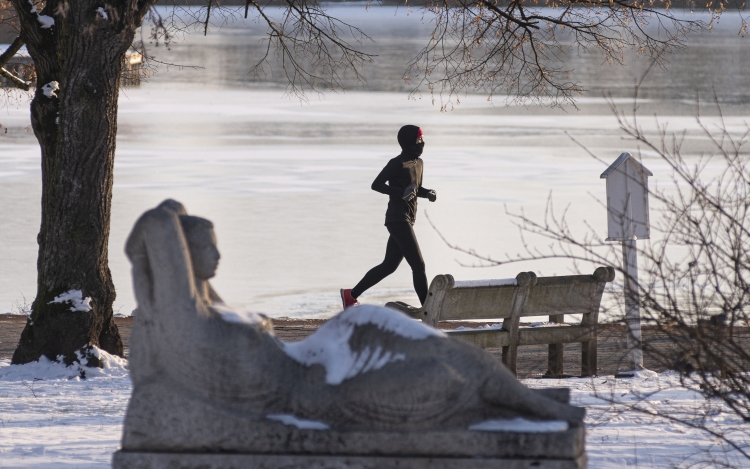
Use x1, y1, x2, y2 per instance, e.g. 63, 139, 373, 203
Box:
11, 0, 155, 365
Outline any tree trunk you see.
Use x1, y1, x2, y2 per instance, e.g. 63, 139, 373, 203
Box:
11, 0, 154, 365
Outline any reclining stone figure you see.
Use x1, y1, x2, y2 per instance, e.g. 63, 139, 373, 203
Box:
121, 200, 585, 447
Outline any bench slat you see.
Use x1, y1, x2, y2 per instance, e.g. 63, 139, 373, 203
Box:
446, 325, 594, 348
521, 281, 604, 317
439, 286, 517, 320
518, 326, 594, 345
445, 329, 511, 348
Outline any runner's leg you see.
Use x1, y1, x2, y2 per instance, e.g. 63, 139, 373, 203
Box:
351, 233, 404, 299
387, 222, 428, 305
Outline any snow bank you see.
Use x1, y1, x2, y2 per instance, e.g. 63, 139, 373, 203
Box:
525, 372, 750, 468
49, 289, 91, 312
0, 347, 127, 382
0, 352, 130, 468
469, 417, 568, 433
283, 305, 443, 385
266, 414, 329, 430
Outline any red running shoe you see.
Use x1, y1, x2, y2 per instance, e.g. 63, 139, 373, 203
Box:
340, 289, 359, 309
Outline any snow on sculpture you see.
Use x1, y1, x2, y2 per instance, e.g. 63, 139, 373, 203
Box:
117, 199, 586, 463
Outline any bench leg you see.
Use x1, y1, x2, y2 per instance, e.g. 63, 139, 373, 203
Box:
581, 339, 597, 376
547, 315, 565, 376
501, 279, 531, 377
548, 343, 564, 376
502, 345, 518, 375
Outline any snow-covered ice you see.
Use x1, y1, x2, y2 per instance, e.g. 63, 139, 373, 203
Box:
49, 289, 92, 313
2, 84, 749, 319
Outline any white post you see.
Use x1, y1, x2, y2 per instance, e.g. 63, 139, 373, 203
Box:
622, 239, 643, 368
602, 152, 652, 374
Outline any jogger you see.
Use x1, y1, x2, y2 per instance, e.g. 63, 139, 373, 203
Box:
341, 125, 436, 309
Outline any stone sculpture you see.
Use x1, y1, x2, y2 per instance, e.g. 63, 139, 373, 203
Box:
114, 200, 588, 469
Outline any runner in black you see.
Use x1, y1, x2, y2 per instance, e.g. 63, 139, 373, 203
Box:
341, 125, 437, 309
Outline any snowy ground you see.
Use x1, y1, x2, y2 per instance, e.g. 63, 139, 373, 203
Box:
0, 355, 747, 468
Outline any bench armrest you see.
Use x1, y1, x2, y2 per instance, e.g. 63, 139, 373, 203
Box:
385, 301, 423, 319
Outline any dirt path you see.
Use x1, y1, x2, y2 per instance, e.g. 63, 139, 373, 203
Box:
2, 315, 747, 377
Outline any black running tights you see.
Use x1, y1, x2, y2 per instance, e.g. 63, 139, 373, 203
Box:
351, 222, 428, 305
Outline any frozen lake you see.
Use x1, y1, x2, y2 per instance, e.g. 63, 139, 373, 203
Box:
0, 6, 748, 318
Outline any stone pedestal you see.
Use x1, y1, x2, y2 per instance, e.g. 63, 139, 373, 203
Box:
114, 452, 585, 469
113, 424, 586, 469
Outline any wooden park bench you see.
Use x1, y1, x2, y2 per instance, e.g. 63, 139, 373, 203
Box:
386, 267, 615, 377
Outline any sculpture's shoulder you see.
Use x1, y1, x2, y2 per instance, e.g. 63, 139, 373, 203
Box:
209, 302, 276, 335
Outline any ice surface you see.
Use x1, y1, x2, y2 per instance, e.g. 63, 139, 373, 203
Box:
266, 413, 330, 430
2, 83, 749, 319
469, 417, 568, 433
283, 305, 441, 385
49, 289, 92, 312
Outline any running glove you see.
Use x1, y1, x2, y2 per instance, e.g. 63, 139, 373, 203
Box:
402, 183, 418, 202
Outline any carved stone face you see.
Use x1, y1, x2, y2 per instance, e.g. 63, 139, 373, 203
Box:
185, 226, 221, 280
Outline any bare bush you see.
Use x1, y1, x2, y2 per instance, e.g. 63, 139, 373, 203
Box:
431, 94, 750, 464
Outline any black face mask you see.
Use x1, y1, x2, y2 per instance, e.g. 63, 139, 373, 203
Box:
403, 141, 424, 158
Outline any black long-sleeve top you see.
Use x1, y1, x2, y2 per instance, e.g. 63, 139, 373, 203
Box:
371, 154, 432, 225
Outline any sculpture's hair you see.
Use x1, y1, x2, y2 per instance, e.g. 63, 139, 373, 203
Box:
179, 215, 214, 242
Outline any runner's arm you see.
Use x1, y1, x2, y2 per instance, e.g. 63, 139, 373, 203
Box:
417, 186, 437, 202
371, 160, 403, 197
416, 186, 432, 198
